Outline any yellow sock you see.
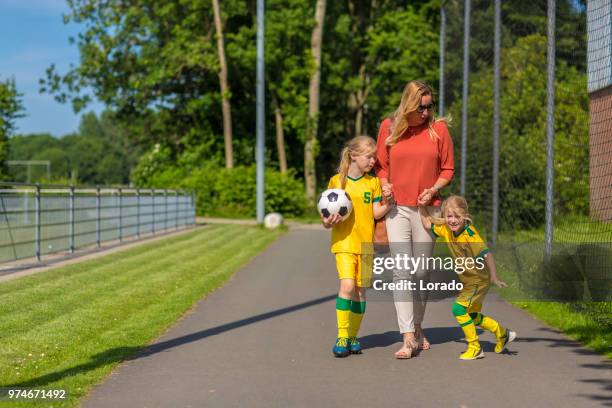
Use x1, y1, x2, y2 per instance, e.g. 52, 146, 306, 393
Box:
480, 316, 505, 339
453, 303, 480, 350
348, 301, 366, 338
336, 297, 351, 338
470, 312, 505, 338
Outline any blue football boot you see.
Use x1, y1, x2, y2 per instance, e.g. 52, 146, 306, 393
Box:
349, 337, 362, 354
332, 337, 350, 357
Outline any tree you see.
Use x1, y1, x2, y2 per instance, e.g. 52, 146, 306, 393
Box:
10, 111, 141, 185
305, 0, 327, 202
41, 0, 251, 163
212, 0, 234, 168
0, 78, 24, 178
447, 34, 589, 230
264, 0, 313, 174
314, 1, 439, 183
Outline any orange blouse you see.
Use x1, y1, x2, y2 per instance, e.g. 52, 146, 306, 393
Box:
375, 118, 455, 207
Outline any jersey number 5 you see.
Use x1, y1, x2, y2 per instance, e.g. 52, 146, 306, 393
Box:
364, 192, 371, 204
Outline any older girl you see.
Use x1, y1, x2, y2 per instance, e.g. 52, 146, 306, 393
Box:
322, 136, 390, 357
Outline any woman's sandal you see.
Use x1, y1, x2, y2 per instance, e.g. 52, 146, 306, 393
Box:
415, 328, 431, 350
418, 336, 431, 350
394, 340, 418, 359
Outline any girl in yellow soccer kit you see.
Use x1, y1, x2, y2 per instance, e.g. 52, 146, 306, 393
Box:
322, 136, 391, 358
418, 195, 516, 360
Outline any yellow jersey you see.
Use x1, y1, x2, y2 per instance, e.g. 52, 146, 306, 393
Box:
432, 222, 491, 285
328, 173, 382, 254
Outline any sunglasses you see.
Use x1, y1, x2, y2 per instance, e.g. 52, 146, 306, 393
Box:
416, 103, 435, 113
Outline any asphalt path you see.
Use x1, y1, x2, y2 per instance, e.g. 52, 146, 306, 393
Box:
83, 228, 611, 408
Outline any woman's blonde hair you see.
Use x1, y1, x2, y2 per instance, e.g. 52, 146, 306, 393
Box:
387, 80, 449, 146
337, 135, 377, 188
432, 195, 473, 226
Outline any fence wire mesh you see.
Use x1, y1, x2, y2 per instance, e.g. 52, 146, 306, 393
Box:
439, 0, 611, 304
0, 184, 196, 264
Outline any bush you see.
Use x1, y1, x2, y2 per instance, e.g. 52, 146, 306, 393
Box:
535, 244, 612, 302
134, 162, 308, 218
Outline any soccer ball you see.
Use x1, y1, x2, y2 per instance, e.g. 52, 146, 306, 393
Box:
263, 212, 284, 229
317, 188, 353, 221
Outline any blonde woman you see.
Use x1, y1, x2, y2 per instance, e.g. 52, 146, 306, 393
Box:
375, 80, 455, 359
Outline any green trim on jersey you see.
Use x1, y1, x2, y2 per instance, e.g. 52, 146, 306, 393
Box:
431, 223, 439, 237
475, 248, 491, 260
347, 175, 364, 182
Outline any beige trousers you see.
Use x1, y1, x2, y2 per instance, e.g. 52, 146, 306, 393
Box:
385, 205, 439, 334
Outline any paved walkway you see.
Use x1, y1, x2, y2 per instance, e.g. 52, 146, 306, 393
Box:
83, 228, 611, 408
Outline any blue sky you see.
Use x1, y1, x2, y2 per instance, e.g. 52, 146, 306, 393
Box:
0, 0, 103, 137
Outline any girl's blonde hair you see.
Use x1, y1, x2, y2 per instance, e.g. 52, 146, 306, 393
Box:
432, 195, 474, 226
337, 135, 377, 188
386, 80, 450, 146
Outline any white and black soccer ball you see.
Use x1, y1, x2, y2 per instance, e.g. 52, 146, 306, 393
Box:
263, 212, 284, 229
317, 188, 353, 221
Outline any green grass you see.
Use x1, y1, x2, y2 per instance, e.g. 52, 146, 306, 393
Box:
0, 224, 284, 407
510, 301, 612, 358
490, 219, 612, 359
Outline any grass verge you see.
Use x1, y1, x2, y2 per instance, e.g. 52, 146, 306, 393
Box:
0, 224, 284, 407
492, 224, 611, 359
509, 300, 611, 358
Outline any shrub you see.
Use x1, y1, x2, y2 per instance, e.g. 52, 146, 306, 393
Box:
134, 162, 308, 218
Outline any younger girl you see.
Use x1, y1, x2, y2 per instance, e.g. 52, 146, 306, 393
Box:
419, 195, 516, 360
322, 136, 391, 357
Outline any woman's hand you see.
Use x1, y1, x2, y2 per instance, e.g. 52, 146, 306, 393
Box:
321, 213, 343, 229
417, 188, 435, 206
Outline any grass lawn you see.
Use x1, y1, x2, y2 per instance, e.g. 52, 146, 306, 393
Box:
510, 301, 611, 358
0, 224, 284, 407
491, 218, 612, 359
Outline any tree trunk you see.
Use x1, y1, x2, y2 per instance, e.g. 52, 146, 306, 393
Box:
346, 0, 371, 138
272, 93, 288, 174
305, 0, 326, 202
212, 0, 233, 168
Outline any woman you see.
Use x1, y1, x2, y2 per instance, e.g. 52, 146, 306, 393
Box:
376, 80, 454, 359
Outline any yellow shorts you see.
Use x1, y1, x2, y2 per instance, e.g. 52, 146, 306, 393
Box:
335, 253, 372, 287
456, 283, 490, 309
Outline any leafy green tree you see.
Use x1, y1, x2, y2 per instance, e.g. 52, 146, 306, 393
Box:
10, 112, 140, 185
443, 0, 587, 109
316, 1, 439, 182
41, 0, 254, 165
0, 78, 24, 178
448, 34, 589, 230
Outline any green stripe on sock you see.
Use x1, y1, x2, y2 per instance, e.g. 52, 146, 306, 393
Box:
459, 319, 474, 327
350, 300, 366, 314
336, 297, 351, 311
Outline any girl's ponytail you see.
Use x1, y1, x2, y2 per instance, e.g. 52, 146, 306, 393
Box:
337, 146, 351, 189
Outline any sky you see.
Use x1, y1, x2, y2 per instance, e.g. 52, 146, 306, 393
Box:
0, 0, 104, 137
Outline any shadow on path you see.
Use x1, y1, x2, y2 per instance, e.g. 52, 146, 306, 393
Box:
3, 293, 337, 388
360, 326, 466, 351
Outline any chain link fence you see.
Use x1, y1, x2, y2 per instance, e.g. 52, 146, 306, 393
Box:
438, 0, 611, 304
0, 183, 196, 264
